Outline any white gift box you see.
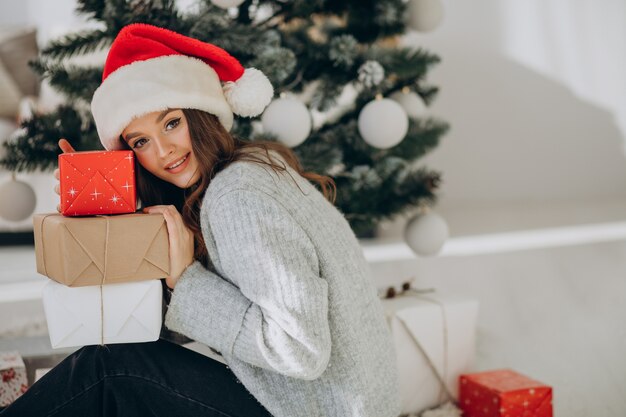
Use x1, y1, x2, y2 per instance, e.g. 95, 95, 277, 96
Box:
382, 293, 479, 415
42, 279, 162, 348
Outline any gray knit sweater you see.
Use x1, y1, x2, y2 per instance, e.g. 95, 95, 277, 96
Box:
164, 150, 401, 417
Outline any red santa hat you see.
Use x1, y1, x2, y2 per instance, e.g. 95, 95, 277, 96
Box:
91, 23, 274, 150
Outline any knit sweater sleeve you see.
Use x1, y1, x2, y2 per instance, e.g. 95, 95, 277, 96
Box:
164, 188, 332, 380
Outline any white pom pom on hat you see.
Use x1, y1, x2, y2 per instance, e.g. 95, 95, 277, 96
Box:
91, 23, 274, 150
223, 68, 274, 117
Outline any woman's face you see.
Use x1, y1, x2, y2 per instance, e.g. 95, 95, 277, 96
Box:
121, 109, 201, 189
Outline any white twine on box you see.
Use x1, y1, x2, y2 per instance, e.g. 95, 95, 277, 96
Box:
38, 214, 58, 277
95, 215, 111, 346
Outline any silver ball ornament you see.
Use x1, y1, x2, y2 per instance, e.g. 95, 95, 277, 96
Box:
358, 98, 408, 149
210, 0, 245, 9
404, 210, 449, 256
406, 0, 445, 33
390, 90, 427, 119
0, 177, 37, 222
261, 97, 312, 147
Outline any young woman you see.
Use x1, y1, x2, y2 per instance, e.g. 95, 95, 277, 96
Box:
2, 24, 401, 417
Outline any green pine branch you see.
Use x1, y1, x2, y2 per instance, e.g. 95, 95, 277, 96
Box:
378, 47, 441, 83
40, 29, 111, 62
0, 106, 86, 173
75, 0, 107, 21
383, 118, 450, 161
30, 60, 102, 102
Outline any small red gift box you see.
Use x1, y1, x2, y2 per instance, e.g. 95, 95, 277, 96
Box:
59, 150, 136, 216
0, 351, 28, 407
459, 369, 552, 417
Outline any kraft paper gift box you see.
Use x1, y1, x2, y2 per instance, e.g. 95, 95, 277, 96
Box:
42, 279, 163, 348
382, 293, 479, 415
459, 369, 553, 417
59, 150, 136, 216
0, 351, 28, 407
33, 212, 169, 287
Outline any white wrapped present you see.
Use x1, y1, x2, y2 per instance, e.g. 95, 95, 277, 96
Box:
382, 292, 479, 415
42, 279, 162, 348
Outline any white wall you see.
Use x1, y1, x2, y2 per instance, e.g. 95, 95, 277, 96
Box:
0, 0, 91, 44
402, 0, 626, 210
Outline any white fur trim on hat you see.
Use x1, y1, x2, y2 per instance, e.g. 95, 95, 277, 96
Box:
91, 55, 233, 150
223, 68, 274, 117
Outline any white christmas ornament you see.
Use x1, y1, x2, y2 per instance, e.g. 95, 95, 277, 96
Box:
358, 98, 408, 149
0, 175, 37, 222
404, 210, 449, 256
406, 0, 445, 33
261, 97, 311, 147
210, 0, 245, 9
390, 89, 427, 119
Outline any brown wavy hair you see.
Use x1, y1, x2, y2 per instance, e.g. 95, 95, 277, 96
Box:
119, 108, 336, 267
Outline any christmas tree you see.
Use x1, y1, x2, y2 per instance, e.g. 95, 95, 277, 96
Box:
0, 0, 449, 237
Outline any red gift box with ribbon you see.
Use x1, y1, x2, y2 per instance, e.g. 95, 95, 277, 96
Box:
59, 150, 136, 216
459, 369, 552, 417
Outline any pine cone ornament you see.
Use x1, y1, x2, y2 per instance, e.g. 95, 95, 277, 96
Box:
358, 60, 385, 88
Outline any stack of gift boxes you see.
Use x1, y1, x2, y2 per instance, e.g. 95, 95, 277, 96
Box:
33, 150, 168, 348
7, 150, 170, 409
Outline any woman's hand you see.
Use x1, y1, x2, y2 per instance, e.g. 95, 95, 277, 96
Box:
53, 139, 76, 212
143, 205, 195, 289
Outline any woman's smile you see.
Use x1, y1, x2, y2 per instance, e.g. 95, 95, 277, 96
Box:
165, 152, 191, 173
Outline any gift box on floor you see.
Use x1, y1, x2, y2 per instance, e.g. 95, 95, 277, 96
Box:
459, 369, 552, 417
59, 150, 136, 216
0, 351, 28, 407
382, 292, 479, 415
42, 279, 163, 348
33, 212, 169, 287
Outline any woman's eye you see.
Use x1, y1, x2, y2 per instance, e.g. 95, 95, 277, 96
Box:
132, 138, 148, 149
166, 118, 181, 130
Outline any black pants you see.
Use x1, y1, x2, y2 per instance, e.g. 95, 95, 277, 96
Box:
0, 339, 273, 417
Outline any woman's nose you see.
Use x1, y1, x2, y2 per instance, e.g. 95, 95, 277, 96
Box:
154, 137, 174, 158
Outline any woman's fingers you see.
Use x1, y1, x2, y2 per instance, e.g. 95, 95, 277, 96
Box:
55, 139, 75, 205
143, 205, 182, 223
144, 205, 186, 237
58, 138, 75, 153
159, 207, 177, 235
143, 205, 194, 287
